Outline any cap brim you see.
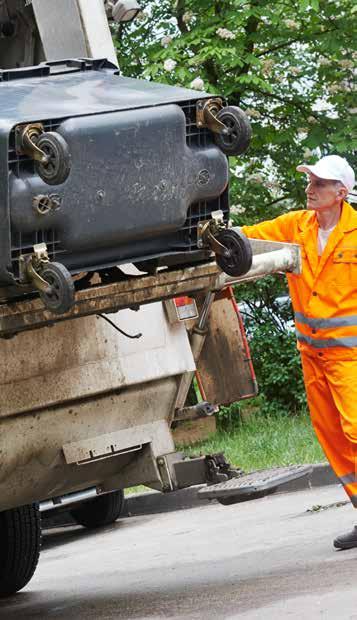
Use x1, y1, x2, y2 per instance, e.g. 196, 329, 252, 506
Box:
296, 163, 340, 182
296, 164, 318, 175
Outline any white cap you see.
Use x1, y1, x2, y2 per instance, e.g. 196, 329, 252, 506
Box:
296, 155, 355, 193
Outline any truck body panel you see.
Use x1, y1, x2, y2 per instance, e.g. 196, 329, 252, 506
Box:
0, 376, 177, 511
0, 302, 195, 417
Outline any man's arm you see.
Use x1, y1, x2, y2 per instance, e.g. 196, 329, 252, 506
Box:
241, 211, 300, 243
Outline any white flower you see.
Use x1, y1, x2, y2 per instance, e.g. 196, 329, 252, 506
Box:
261, 59, 275, 76
245, 108, 261, 119
190, 77, 204, 91
339, 59, 354, 69
216, 27, 236, 40
248, 174, 264, 185
290, 66, 302, 75
230, 204, 246, 215
266, 180, 279, 191
327, 83, 340, 93
340, 79, 352, 92
303, 148, 313, 159
161, 36, 172, 48
182, 11, 193, 24
284, 19, 298, 29
135, 11, 147, 21
348, 108, 357, 114
319, 56, 332, 66
307, 116, 318, 124
163, 59, 177, 72
297, 127, 308, 136
315, 101, 331, 111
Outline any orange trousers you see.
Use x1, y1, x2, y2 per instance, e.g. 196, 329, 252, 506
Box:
301, 354, 357, 506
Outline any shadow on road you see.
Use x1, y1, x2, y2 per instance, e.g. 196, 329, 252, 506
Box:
41, 517, 144, 552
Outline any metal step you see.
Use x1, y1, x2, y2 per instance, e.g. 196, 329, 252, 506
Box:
198, 465, 312, 504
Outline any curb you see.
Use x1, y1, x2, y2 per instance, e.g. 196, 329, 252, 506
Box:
123, 462, 339, 517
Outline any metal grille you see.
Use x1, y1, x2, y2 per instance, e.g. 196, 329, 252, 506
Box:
178, 100, 229, 252
180, 100, 212, 148
8, 119, 65, 278
11, 230, 66, 280
173, 192, 229, 252
8, 118, 63, 176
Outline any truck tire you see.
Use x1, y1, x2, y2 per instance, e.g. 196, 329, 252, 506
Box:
70, 490, 124, 529
0, 504, 41, 597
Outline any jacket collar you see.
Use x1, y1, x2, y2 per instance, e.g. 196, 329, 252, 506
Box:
339, 201, 357, 233
297, 201, 357, 233
296, 201, 356, 277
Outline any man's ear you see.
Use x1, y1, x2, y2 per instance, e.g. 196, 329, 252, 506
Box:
337, 185, 348, 200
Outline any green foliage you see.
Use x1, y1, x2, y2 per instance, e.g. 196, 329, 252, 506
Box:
181, 409, 325, 470
235, 276, 307, 415
216, 401, 242, 431
112, 2, 355, 417
248, 324, 307, 414
113, 0, 356, 217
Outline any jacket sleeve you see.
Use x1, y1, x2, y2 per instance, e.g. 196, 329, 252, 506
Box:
241, 211, 300, 243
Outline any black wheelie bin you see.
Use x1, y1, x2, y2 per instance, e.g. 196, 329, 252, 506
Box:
0, 58, 252, 313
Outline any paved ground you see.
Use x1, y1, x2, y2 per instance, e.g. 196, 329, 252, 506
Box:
1, 484, 357, 620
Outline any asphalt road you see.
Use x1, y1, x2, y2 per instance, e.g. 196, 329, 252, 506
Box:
1, 485, 357, 620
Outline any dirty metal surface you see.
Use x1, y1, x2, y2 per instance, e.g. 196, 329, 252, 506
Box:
0, 378, 176, 512
63, 421, 165, 465
0, 303, 194, 417
198, 465, 313, 499
196, 291, 258, 405
0, 263, 220, 338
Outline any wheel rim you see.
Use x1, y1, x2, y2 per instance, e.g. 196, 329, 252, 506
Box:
44, 272, 62, 306
221, 116, 240, 148
221, 236, 243, 270
215, 231, 252, 276
40, 143, 60, 180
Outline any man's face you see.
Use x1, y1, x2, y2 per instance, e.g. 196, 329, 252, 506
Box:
305, 173, 346, 211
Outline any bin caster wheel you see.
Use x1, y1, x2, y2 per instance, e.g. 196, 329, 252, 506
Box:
214, 106, 252, 156
39, 262, 75, 314
215, 229, 252, 277
35, 132, 71, 185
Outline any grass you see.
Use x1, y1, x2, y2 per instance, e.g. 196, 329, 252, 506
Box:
125, 411, 326, 494
178, 410, 326, 471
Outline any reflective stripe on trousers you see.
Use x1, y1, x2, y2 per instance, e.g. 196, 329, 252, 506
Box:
296, 329, 357, 349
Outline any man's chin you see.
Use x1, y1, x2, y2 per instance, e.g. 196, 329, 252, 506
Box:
306, 200, 318, 210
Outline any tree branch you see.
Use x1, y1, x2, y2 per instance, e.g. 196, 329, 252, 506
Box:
175, 0, 188, 35
256, 26, 338, 57
246, 86, 310, 113
263, 195, 290, 208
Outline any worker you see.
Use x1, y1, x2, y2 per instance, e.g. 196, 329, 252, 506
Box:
241, 155, 357, 550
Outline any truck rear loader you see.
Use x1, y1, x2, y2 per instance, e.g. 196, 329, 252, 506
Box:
0, 0, 307, 597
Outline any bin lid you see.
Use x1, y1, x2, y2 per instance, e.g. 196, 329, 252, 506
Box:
0, 58, 210, 129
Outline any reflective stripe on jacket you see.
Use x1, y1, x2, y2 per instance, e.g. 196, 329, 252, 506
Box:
241, 201, 357, 360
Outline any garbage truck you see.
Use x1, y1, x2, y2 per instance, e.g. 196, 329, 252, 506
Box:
0, 0, 308, 597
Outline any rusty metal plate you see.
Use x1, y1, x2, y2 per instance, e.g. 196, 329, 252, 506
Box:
0, 262, 220, 338
196, 288, 258, 406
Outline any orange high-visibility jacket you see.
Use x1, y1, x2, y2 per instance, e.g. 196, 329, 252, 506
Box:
241, 201, 357, 361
